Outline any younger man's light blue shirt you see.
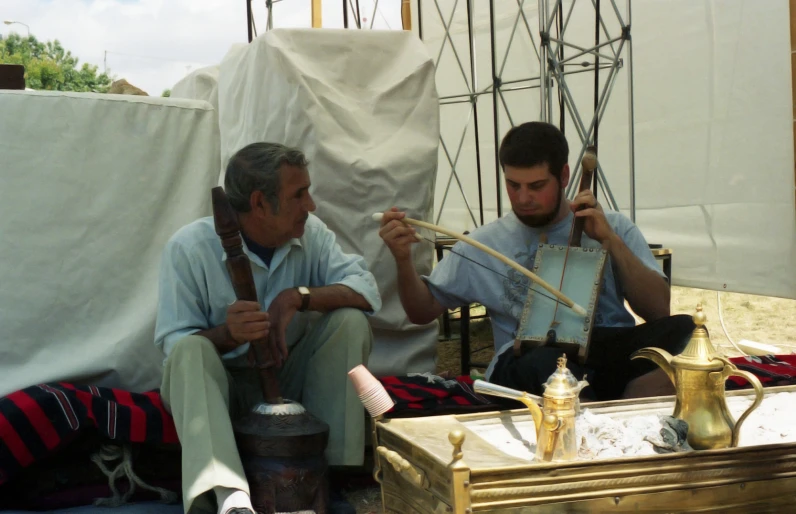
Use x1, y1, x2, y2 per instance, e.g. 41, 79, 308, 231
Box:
154, 214, 381, 361
423, 210, 664, 380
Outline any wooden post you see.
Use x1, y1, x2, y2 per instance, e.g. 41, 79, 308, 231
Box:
0, 64, 25, 90
312, 0, 322, 28
402, 0, 412, 31
791, 0, 796, 207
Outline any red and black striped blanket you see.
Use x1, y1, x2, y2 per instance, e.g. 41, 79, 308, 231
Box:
0, 383, 178, 486
1, 355, 794, 488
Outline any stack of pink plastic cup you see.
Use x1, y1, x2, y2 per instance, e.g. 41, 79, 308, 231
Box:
348, 364, 394, 417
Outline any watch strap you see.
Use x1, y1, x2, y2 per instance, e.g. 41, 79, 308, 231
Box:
298, 287, 310, 312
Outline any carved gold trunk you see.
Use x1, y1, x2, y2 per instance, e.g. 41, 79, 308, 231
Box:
373, 385, 796, 513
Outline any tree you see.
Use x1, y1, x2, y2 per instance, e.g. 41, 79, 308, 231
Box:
0, 33, 112, 92
162, 89, 171, 97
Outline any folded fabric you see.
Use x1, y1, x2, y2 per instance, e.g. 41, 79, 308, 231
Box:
0, 383, 178, 487
378, 374, 496, 418
726, 355, 796, 390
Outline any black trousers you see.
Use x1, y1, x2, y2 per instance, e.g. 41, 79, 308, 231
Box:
489, 314, 696, 403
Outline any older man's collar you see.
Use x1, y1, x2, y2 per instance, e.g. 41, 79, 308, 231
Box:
221, 236, 302, 266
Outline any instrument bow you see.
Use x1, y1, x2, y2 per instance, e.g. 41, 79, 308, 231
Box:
371, 213, 588, 317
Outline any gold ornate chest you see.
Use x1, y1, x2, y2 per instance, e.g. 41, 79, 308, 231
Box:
373, 385, 796, 513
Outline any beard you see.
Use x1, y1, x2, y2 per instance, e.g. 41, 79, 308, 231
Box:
513, 187, 563, 228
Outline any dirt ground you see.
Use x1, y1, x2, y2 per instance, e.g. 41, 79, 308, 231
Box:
344, 286, 796, 513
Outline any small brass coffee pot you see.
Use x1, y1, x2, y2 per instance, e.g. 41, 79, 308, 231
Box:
631, 304, 764, 450
473, 354, 588, 462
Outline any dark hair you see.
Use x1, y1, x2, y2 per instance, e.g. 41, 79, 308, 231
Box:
498, 122, 569, 181
224, 142, 309, 214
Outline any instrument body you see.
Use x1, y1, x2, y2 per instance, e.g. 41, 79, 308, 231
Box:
514, 146, 607, 364
211, 186, 331, 514
515, 245, 606, 363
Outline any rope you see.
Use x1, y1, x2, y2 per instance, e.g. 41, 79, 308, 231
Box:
716, 291, 747, 356
90, 443, 179, 507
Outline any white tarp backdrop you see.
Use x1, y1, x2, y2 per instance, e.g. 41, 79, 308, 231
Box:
1, 1, 793, 397
217, 29, 441, 376
171, 65, 221, 110
410, 0, 796, 300
0, 91, 221, 398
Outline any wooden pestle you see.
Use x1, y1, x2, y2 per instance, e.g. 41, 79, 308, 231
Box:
212, 186, 283, 405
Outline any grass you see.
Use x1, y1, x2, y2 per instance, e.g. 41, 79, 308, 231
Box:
344, 286, 796, 513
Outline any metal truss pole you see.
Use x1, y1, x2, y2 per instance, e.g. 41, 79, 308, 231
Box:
545, 0, 632, 214
246, 0, 254, 42
489, 0, 502, 219
627, 0, 636, 222
419, 0, 481, 227
416, 0, 636, 223
466, 0, 486, 225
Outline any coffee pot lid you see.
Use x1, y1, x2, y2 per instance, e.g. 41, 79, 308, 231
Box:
670, 304, 723, 370
542, 354, 582, 398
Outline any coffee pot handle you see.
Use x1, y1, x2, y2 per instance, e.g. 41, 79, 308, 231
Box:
716, 357, 764, 447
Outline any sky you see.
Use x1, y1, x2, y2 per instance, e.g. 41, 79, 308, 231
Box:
1, 0, 403, 96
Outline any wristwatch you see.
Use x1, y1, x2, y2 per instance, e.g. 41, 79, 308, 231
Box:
297, 286, 311, 312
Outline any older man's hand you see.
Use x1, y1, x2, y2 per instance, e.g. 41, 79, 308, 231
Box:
226, 300, 271, 344
265, 288, 302, 368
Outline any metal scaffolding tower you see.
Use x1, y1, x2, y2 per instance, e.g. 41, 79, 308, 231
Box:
418, 0, 636, 226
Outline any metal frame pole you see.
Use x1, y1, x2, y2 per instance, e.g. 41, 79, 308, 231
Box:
466, 0, 486, 225
542, 0, 628, 212
246, 0, 253, 42
538, 0, 549, 122
627, 0, 636, 222
417, 0, 635, 223
593, 0, 601, 199
489, 0, 502, 218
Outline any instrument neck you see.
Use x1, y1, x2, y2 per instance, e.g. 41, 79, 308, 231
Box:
569, 149, 597, 247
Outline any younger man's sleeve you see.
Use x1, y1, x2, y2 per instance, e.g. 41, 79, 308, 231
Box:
618, 220, 667, 280
422, 241, 475, 309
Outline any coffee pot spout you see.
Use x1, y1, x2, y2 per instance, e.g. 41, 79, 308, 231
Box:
472, 380, 546, 436
631, 347, 676, 386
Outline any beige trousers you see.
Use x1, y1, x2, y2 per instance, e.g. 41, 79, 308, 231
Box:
159, 308, 373, 514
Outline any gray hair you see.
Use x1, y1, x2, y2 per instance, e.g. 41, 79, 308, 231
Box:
224, 142, 309, 214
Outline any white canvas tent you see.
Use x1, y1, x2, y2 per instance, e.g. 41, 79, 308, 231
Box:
0, 28, 441, 398
0, 92, 221, 398
0, 0, 794, 400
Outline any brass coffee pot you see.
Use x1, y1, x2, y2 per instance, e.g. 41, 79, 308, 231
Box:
631, 304, 764, 450
474, 355, 588, 462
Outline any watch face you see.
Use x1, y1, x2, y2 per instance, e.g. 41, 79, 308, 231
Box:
299, 286, 310, 295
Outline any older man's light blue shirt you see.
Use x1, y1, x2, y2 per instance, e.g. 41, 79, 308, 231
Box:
154, 214, 382, 361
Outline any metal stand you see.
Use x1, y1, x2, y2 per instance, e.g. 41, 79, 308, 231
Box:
417, 0, 637, 225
